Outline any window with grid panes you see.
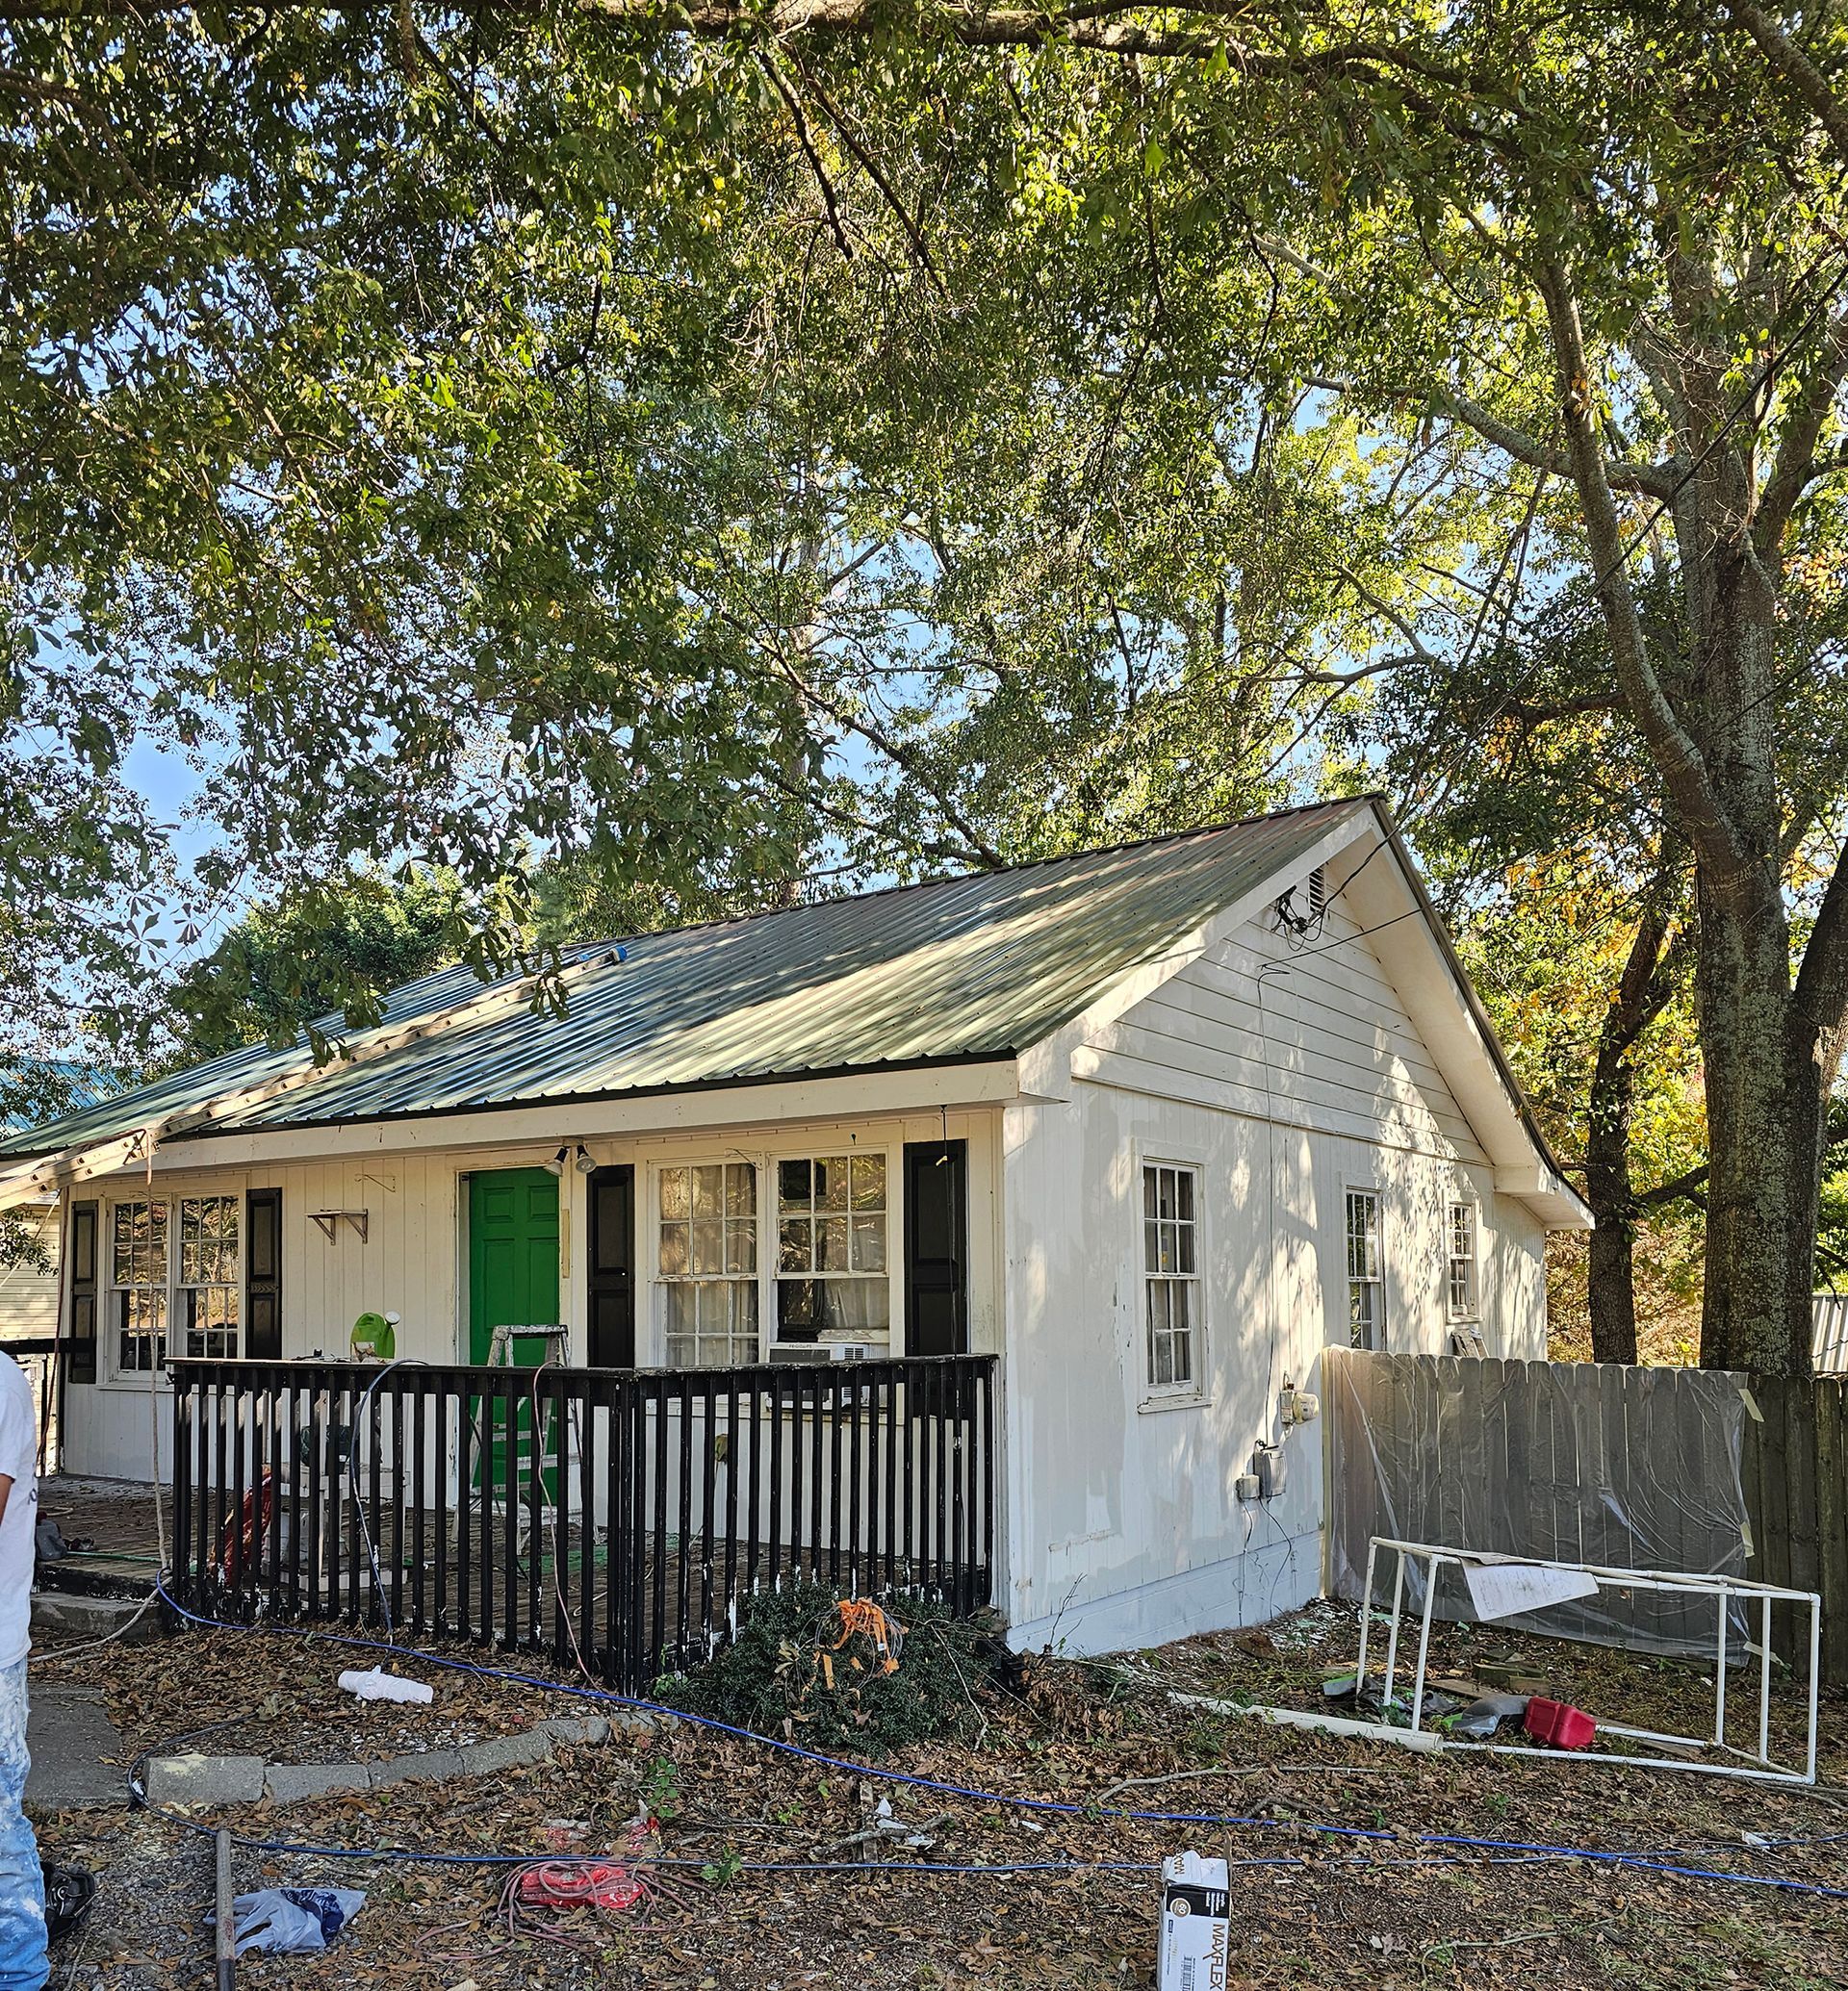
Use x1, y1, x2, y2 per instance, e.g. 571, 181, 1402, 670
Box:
180, 1196, 241, 1357
111, 1200, 169, 1372
658, 1162, 758, 1366
1142, 1163, 1200, 1392
775, 1154, 889, 1341
1347, 1188, 1384, 1350
1447, 1201, 1478, 1319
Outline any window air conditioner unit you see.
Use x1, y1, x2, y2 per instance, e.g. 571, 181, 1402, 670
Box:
769, 1342, 879, 1365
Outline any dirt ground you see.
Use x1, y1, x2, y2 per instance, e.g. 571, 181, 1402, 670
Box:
28, 1599, 1848, 1990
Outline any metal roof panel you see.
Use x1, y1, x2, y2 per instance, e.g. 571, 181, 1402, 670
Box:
3, 803, 1364, 1154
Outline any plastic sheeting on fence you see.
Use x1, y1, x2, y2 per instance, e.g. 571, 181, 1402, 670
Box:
1324, 1351, 1753, 1658
1813, 1291, 1848, 1375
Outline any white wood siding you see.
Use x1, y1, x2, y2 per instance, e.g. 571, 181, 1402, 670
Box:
1076, 901, 1489, 1161
58, 1108, 1004, 1487
0, 1205, 59, 1340
1001, 894, 1550, 1654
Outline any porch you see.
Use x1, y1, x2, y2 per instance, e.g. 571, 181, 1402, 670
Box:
164, 1352, 998, 1692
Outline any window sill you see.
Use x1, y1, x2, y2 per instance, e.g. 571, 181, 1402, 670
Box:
1138, 1391, 1211, 1415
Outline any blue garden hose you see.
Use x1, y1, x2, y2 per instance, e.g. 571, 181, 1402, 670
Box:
138, 1580, 1848, 1900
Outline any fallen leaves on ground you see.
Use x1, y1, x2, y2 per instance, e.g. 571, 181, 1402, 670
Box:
31, 1602, 1848, 1990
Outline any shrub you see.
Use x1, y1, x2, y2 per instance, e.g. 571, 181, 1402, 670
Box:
656, 1582, 989, 1755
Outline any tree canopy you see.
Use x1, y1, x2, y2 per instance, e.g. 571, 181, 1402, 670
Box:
11, 3, 1848, 1366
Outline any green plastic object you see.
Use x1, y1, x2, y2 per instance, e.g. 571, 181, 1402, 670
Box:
350, 1311, 397, 1360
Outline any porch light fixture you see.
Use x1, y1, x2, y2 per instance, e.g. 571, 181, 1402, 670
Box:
573, 1144, 597, 1175
544, 1147, 569, 1177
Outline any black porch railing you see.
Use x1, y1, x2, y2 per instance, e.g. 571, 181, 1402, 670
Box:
168, 1354, 998, 1692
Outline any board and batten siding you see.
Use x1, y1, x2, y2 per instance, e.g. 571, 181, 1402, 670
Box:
57, 1105, 1005, 1489
0, 1204, 60, 1344
1000, 896, 1549, 1655
59, 1146, 467, 1481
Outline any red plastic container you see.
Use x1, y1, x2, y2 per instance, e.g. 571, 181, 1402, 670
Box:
1523, 1697, 1596, 1749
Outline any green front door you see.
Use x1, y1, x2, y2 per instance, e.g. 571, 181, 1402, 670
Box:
467, 1168, 561, 1493
467, 1168, 561, 1362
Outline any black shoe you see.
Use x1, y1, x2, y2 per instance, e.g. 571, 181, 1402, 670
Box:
42, 1865, 95, 1943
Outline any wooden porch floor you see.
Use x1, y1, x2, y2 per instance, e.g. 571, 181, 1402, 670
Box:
37, 1474, 167, 1600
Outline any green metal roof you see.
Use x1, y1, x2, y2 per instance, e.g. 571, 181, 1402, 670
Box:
1, 802, 1366, 1158
0, 1060, 127, 1136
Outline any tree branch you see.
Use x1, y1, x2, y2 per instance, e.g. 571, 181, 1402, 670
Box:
1534, 258, 1751, 896
1723, 0, 1848, 167
756, 642, 1006, 870
0, 2, 1497, 81
1430, 386, 1680, 498
1635, 1162, 1709, 1210
1755, 308, 1848, 553
1335, 565, 1436, 664
757, 51, 856, 268
787, 59, 947, 296
1302, 360, 1679, 498
1793, 840, 1848, 1050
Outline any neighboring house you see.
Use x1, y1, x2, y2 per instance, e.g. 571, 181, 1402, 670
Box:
0, 799, 1588, 1653
0, 1061, 124, 1347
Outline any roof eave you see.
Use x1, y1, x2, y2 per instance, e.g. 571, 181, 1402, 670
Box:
1346, 802, 1592, 1230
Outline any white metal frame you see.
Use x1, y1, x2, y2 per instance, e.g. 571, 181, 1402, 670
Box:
1354, 1536, 1821, 1786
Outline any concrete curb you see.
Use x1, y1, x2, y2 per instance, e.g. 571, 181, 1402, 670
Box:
146, 1708, 659, 1811
32, 1591, 159, 1646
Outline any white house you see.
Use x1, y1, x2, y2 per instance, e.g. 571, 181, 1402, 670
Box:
0, 799, 1587, 1654
0, 1204, 59, 1348
0, 1066, 123, 1377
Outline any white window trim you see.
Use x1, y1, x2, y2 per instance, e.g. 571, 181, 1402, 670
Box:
641, 1141, 904, 1366
1343, 1181, 1385, 1354
1135, 1144, 1211, 1411
651, 1156, 763, 1369
1445, 1195, 1481, 1322
765, 1141, 901, 1357
98, 1189, 249, 1391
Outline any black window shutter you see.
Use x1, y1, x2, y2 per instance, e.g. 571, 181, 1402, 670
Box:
586, 1166, 635, 1367
246, 1188, 283, 1360
66, 1199, 98, 1385
904, 1139, 968, 1357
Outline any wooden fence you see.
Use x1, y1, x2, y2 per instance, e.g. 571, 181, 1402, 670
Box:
1739, 1374, 1848, 1685
1323, 1349, 1757, 1658
168, 1353, 998, 1693
1327, 1351, 1848, 1684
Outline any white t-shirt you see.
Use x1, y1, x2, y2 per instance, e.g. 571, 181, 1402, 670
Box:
0, 1354, 38, 1668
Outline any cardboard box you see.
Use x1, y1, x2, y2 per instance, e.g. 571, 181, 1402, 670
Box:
1157, 1851, 1231, 1991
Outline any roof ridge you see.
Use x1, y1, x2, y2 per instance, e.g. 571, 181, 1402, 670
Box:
577, 796, 1376, 955
0, 797, 1383, 1181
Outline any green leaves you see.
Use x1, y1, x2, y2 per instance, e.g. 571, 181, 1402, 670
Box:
1, 0, 1843, 1242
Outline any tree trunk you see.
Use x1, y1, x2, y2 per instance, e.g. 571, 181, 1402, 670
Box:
1694, 856, 1816, 1374
1584, 1038, 1642, 1366
1541, 259, 1832, 1378
1584, 892, 1679, 1366
1685, 515, 1818, 1374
